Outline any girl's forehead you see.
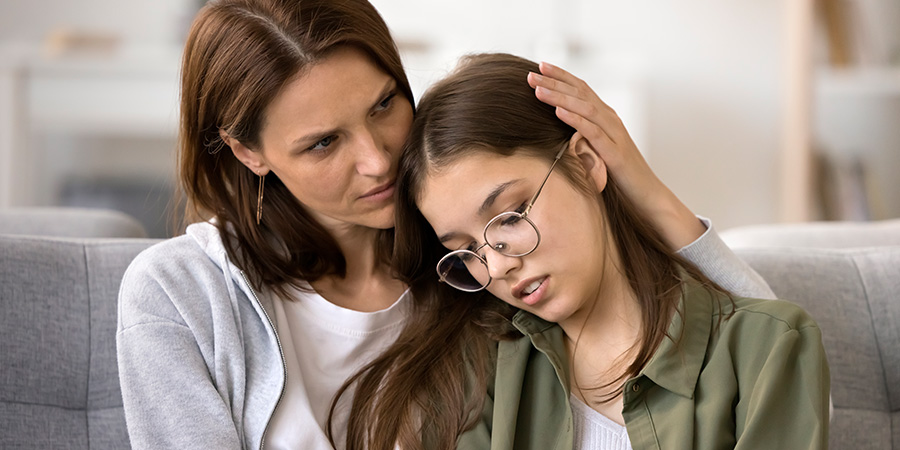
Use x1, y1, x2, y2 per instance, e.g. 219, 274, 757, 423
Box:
418, 153, 541, 216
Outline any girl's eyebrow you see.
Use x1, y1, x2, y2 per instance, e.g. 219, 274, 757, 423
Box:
437, 179, 523, 243
479, 180, 521, 215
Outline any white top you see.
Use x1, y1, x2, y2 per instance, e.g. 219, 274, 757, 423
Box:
570, 395, 633, 450
265, 286, 411, 450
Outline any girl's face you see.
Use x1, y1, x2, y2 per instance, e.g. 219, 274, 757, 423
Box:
417, 151, 610, 325
232, 46, 413, 232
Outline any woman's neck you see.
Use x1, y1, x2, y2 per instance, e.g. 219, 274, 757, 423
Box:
309, 224, 406, 313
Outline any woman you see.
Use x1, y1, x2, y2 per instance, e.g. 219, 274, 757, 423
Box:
116, 0, 774, 449
392, 53, 829, 449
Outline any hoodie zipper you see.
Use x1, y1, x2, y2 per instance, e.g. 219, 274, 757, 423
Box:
240, 270, 287, 450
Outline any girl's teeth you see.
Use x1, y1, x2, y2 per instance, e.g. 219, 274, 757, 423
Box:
524, 279, 542, 295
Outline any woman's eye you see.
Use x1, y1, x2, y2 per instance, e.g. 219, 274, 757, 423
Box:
374, 92, 396, 113
307, 136, 335, 152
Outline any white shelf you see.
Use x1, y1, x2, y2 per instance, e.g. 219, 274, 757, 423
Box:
0, 44, 182, 207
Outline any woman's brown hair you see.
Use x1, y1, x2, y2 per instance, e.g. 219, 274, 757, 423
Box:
353, 53, 734, 448
178, 0, 412, 297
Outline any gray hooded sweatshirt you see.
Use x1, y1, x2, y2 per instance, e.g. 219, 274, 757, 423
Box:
117, 222, 284, 449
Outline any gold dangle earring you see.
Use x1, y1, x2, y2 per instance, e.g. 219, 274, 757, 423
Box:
256, 171, 266, 225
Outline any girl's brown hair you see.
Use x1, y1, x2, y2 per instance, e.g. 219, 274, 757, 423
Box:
178, 0, 412, 297
352, 53, 733, 447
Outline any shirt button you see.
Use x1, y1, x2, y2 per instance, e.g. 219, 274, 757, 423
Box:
632, 384, 640, 393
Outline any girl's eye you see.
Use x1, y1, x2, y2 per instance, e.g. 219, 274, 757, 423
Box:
308, 136, 335, 152
457, 252, 476, 263
374, 92, 397, 113
500, 214, 522, 226
499, 202, 528, 226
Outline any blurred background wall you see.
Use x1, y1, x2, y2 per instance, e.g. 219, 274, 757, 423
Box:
1, 0, 897, 237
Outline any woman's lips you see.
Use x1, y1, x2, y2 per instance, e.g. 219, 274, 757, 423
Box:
359, 181, 395, 202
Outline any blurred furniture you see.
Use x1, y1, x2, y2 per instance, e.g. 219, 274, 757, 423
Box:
722, 218, 900, 249
0, 235, 158, 449
0, 43, 179, 209
0, 207, 148, 238
726, 219, 900, 449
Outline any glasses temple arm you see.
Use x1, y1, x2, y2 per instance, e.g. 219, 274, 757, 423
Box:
523, 145, 567, 216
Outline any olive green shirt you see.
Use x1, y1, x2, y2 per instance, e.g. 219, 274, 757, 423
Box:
461, 281, 830, 450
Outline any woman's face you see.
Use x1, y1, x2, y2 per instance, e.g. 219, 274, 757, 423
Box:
417, 151, 609, 324
236, 46, 413, 231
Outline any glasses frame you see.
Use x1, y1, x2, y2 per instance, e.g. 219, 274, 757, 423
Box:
436, 145, 568, 292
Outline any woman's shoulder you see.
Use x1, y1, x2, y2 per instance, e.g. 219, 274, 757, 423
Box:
118, 226, 233, 323
125, 233, 215, 281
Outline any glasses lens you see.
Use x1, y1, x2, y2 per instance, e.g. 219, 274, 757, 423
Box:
485, 212, 539, 257
437, 251, 490, 291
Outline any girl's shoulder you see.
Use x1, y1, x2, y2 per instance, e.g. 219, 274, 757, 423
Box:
720, 295, 820, 334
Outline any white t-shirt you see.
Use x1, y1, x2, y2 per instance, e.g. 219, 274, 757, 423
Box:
570, 394, 633, 450
265, 286, 411, 450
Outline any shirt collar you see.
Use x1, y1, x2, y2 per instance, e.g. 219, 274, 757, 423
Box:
638, 279, 715, 399
510, 310, 572, 393
509, 278, 720, 400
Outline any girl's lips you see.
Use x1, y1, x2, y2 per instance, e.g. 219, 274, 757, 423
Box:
518, 276, 548, 306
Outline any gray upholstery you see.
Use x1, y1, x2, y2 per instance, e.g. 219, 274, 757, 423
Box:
722, 218, 900, 249
735, 245, 900, 449
0, 208, 148, 239
0, 235, 157, 449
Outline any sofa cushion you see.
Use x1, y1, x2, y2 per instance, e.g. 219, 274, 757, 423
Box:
736, 245, 900, 449
722, 219, 900, 249
0, 235, 157, 449
0, 207, 148, 238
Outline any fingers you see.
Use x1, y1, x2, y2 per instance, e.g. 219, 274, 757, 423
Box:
539, 61, 589, 92
527, 71, 579, 98
530, 65, 630, 146
534, 83, 624, 144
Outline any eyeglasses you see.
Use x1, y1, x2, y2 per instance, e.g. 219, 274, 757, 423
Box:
435, 146, 567, 292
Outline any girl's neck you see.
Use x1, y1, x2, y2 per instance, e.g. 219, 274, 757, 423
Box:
562, 258, 643, 413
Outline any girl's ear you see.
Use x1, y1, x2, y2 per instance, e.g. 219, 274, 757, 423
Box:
567, 132, 607, 193
220, 129, 270, 175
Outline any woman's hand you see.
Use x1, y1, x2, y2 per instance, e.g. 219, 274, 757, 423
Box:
528, 62, 706, 250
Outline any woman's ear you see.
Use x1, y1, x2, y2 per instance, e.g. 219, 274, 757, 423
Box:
568, 132, 607, 193
220, 129, 270, 175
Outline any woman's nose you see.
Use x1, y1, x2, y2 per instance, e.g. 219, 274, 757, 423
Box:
355, 129, 391, 177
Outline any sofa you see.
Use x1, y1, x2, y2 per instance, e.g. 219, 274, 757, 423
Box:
1, 218, 898, 449
0, 208, 149, 239
1, 236, 157, 449
1, 208, 154, 449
